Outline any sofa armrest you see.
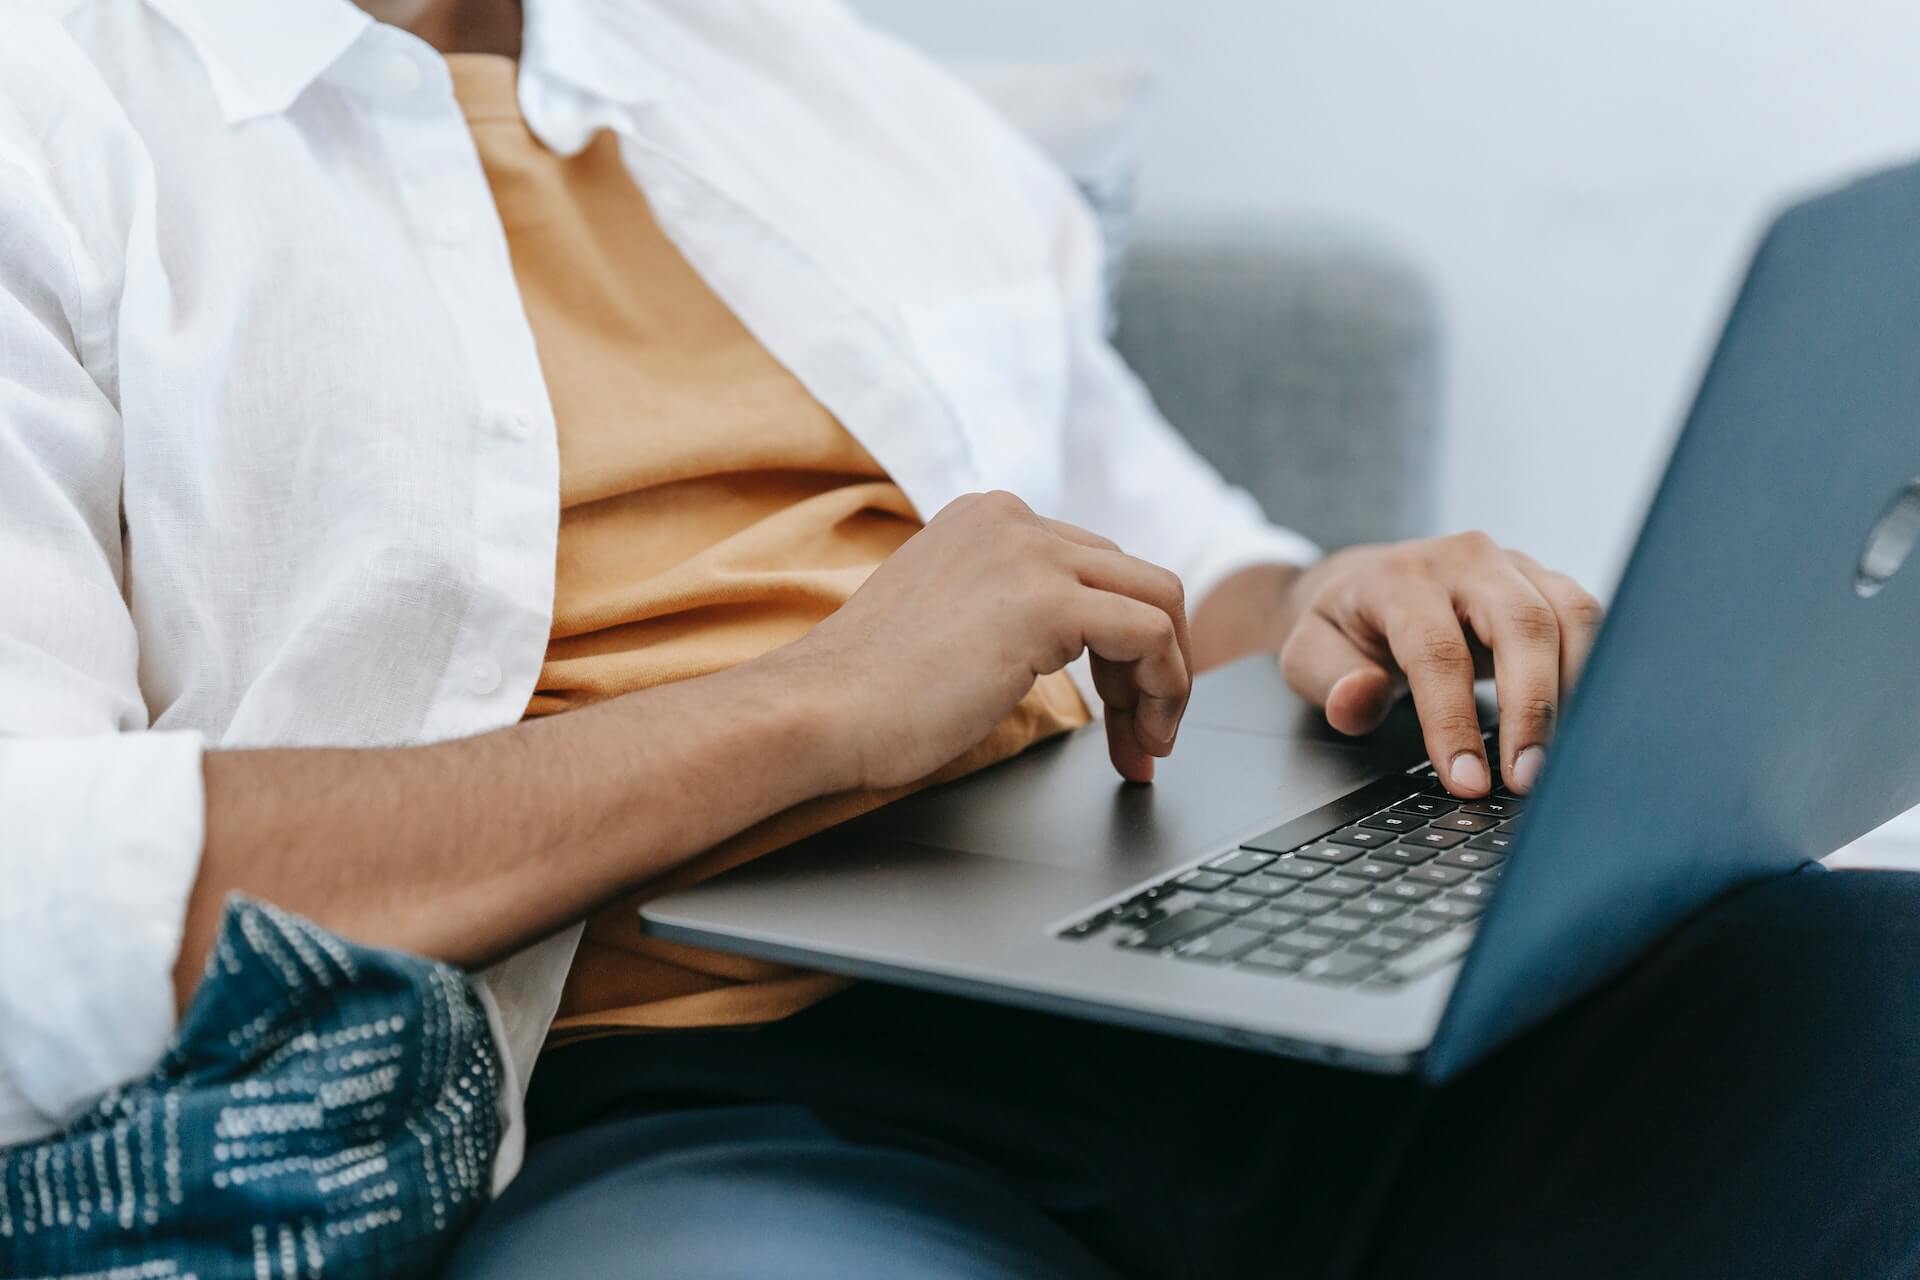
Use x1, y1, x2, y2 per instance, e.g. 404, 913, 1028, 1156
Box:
1113, 223, 1442, 551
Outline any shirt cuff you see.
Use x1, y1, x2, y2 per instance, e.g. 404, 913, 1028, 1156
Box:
473, 922, 583, 1195
0, 730, 206, 1136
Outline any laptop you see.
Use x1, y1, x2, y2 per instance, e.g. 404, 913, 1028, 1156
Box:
643, 162, 1920, 1082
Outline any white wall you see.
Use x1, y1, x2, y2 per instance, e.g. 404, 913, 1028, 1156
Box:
854, 0, 1920, 595
854, 0, 1920, 858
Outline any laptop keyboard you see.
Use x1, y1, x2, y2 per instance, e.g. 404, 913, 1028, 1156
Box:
1056, 762, 1520, 991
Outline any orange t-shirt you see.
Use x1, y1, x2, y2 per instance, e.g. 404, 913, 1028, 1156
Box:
448, 55, 1090, 1042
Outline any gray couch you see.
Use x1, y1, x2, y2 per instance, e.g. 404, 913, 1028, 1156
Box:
1113, 224, 1442, 551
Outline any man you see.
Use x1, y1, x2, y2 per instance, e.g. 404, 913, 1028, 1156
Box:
4, 0, 1918, 1275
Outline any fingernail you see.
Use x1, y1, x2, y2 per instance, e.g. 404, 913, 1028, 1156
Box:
1139, 697, 1180, 752
1511, 745, 1546, 792
1449, 752, 1490, 795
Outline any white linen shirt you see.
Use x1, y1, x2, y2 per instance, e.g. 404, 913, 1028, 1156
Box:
0, 0, 1318, 1176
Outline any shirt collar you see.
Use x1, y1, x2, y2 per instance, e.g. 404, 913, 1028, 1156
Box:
147, 0, 372, 123
145, 0, 674, 129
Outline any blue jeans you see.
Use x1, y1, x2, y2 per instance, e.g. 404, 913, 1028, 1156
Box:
449, 1104, 1111, 1278
451, 869, 1920, 1278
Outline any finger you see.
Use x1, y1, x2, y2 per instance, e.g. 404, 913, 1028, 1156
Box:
1067, 545, 1192, 751
1510, 552, 1606, 696
1458, 566, 1562, 793
1089, 647, 1169, 784
1070, 588, 1191, 780
1376, 586, 1491, 796
1278, 611, 1402, 735
1040, 517, 1121, 554
1101, 699, 1157, 784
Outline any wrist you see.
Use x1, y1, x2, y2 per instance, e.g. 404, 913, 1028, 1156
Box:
726, 642, 863, 799
1269, 559, 1319, 644
1192, 561, 1312, 670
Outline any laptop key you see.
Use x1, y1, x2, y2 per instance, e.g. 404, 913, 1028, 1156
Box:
1433, 813, 1497, 835
1461, 796, 1524, 818
1359, 811, 1427, 835
1265, 857, 1332, 881
1301, 917, 1371, 941
1350, 932, 1423, 959
1467, 832, 1516, 853
1287, 891, 1347, 915
1238, 947, 1310, 975
1233, 874, 1299, 899
1336, 899, 1407, 924
1174, 869, 1235, 893
1436, 847, 1502, 871
1206, 850, 1276, 876
1120, 907, 1229, 950
1382, 915, 1452, 940
1406, 864, 1470, 887
1380, 880, 1441, 905
1309, 876, 1372, 900
1198, 891, 1262, 915
1327, 828, 1395, 850
1244, 906, 1309, 933
1392, 795, 1460, 818
1061, 916, 1107, 939
1292, 843, 1363, 865
1175, 924, 1271, 963
1402, 828, 1469, 850
1450, 882, 1496, 906
1301, 951, 1382, 985
1343, 860, 1406, 882
1416, 900, 1482, 924
1374, 844, 1436, 866
1258, 932, 1344, 959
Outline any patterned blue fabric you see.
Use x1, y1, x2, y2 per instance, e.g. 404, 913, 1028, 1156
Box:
0, 897, 501, 1278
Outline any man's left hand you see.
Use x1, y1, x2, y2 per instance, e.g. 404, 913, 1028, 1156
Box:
1268, 533, 1605, 797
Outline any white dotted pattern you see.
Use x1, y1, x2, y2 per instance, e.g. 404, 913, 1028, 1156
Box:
0, 899, 499, 1278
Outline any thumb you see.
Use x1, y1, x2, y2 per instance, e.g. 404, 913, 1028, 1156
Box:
1279, 613, 1400, 735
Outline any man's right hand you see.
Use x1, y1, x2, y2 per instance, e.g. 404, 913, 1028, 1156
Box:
784, 490, 1192, 791
178, 491, 1189, 1002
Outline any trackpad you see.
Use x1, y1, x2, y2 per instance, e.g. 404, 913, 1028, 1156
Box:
843, 723, 1403, 874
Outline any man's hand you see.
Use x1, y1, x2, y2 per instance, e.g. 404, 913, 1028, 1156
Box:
1273, 532, 1604, 796
175, 490, 1187, 1006
788, 490, 1192, 789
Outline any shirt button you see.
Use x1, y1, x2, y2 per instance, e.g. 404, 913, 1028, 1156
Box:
377, 53, 425, 96
497, 410, 534, 441
467, 658, 502, 696
430, 211, 473, 246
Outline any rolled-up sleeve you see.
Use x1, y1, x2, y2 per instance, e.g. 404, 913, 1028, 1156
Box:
956, 87, 1328, 602
1057, 320, 1324, 608
1032, 128, 1322, 602
791, 7, 1320, 601
0, 735, 204, 1136
0, 130, 206, 1142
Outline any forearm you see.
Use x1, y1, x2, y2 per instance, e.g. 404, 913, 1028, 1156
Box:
1191, 561, 1312, 672
175, 649, 840, 1006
